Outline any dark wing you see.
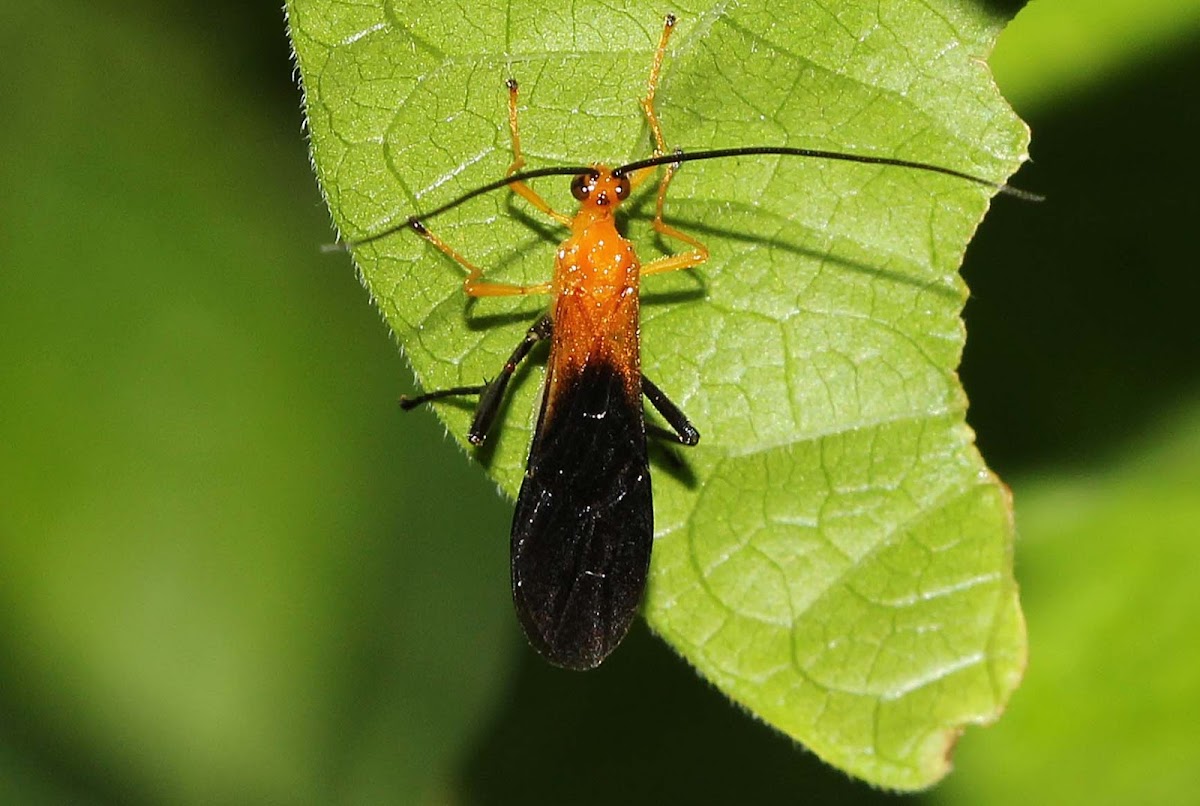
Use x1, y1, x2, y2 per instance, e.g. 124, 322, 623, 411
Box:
510, 359, 652, 670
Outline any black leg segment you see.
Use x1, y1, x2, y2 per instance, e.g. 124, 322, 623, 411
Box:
398, 315, 553, 446
641, 374, 700, 446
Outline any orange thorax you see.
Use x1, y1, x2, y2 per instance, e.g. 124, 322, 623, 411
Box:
549, 168, 642, 384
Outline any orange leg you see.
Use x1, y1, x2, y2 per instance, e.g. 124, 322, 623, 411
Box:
409, 79, 564, 298
642, 155, 708, 277
641, 224, 708, 277
411, 221, 551, 297
629, 14, 678, 192
629, 15, 707, 278
505, 78, 572, 226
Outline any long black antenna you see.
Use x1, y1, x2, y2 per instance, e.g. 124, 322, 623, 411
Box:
615, 147, 1043, 202
342, 164, 596, 248
338, 145, 1040, 250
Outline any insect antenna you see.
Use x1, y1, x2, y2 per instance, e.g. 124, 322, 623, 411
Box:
331, 165, 598, 251
326, 145, 1039, 253
615, 147, 1043, 202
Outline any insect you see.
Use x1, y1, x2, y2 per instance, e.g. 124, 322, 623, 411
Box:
346, 15, 1037, 670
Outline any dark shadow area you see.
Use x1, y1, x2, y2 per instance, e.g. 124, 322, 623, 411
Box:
505, 199, 570, 243
459, 623, 923, 806
966, 0, 1030, 21
961, 41, 1200, 475
464, 306, 544, 334
646, 430, 700, 488
465, 230, 554, 280
640, 285, 708, 308
646, 212, 965, 300
0, 637, 157, 806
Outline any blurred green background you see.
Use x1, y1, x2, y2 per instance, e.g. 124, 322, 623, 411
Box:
2, 1, 1197, 804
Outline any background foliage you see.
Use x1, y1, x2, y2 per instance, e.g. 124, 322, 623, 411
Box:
2, 0, 1198, 804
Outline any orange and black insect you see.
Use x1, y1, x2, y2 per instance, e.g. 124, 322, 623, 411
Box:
346, 15, 1037, 670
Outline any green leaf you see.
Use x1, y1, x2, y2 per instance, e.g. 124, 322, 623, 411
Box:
993, 0, 1200, 112
288, 0, 1028, 788
938, 403, 1200, 806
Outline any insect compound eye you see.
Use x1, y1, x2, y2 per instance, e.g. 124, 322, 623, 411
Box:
614, 175, 631, 200
570, 173, 592, 201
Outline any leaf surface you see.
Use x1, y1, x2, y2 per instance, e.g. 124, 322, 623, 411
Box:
288, 0, 1029, 788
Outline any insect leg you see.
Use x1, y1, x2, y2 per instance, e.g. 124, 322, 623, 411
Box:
410, 220, 553, 297
640, 230, 708, 278
640, 151, 710, 277
401, 315, 553, 446
628, 13, 708, 278
629, 14, 678, 192
641, 374, 699, 446
504, 78, 572, 226
399, 384, 487, 409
